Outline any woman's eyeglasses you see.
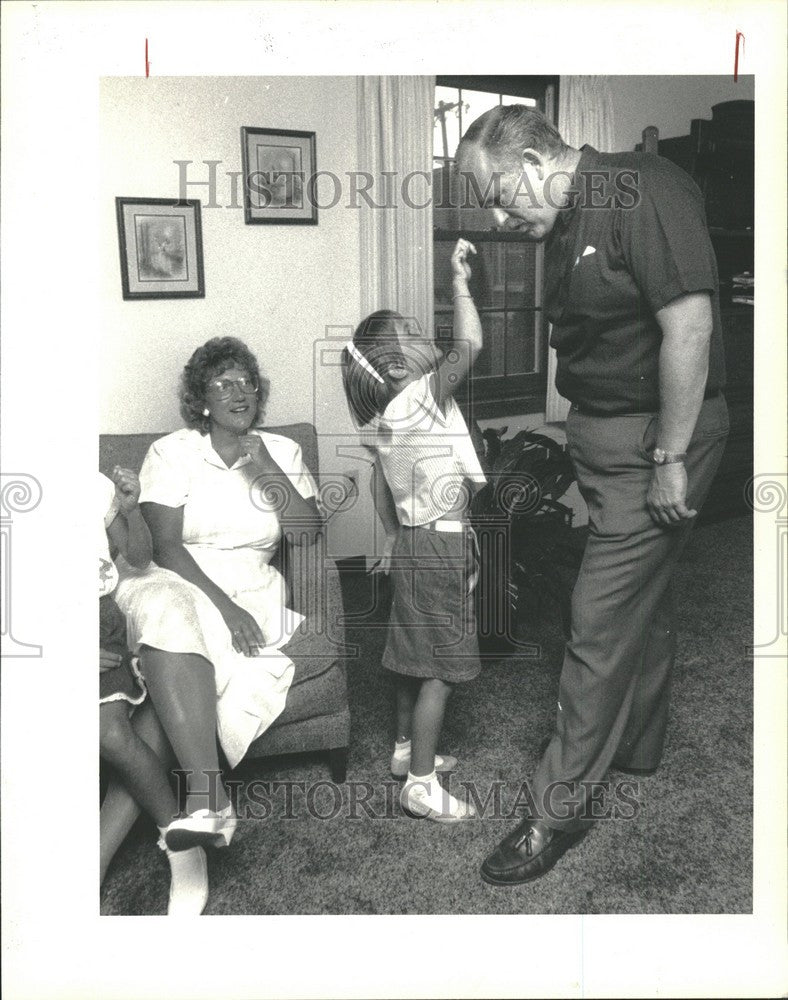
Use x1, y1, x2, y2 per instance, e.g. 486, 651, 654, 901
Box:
206, 375, 259, 400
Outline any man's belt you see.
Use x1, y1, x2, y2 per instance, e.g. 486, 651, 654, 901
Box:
570, 387, 722, 417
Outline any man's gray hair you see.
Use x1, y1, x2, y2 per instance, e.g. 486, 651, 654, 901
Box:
459, 105, 568, 165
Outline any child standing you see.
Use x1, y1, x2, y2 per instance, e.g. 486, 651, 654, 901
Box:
342, 238, 486, 822
100, 466, 208, 914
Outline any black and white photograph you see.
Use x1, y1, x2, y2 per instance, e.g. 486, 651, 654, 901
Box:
99, 68, 760, 915
116, 197, 204, 298
1, 4, 785, 1000
241, 126, 317, 223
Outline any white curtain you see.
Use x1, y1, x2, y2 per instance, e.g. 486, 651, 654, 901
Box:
356, 76, 435, 337
545, 76, 615, 424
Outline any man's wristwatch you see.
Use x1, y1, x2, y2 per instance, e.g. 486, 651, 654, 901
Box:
650, 447, 688, 466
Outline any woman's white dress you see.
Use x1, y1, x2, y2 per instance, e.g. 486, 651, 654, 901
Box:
115, 428, 318, 767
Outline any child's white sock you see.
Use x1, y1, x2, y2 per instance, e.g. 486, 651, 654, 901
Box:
406, 769, 440, 805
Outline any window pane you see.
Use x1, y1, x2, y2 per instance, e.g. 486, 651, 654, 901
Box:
505, 243, 538, 309
505, 311, 538, 374
433, 78, 557, 413
474, 312, 506, 378
457, 206, 497, 231
434, 87, 462, 159
464, 243, 502, 307
432, 161, 458, 229
434, 240, 457, 308
460, 89, 501, 139
500, 93, 537, 108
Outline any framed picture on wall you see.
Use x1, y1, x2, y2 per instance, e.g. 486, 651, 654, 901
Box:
115, 197, 205, 299
241, 127, 318, 224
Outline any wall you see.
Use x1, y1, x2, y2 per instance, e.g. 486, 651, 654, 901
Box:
607, 74, 754, 152
100, 76, 372, 556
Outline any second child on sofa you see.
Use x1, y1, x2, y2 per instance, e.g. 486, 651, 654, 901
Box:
341, 238, 486, 822
100, 466, 208, 914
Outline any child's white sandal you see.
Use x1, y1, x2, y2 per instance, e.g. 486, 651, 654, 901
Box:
400, 776, 476, 823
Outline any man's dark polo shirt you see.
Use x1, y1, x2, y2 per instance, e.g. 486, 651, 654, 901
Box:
545, 145, 726, 415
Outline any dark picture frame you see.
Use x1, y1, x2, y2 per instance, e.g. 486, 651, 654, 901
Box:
241, 126, 318, 225
115, 197, 205, 299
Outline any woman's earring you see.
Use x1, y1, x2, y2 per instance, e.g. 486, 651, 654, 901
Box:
203, 408, 210, 417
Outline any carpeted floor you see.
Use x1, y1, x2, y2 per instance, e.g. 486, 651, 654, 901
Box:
100, 517, 753, 916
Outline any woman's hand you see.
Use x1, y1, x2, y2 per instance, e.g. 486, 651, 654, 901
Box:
369, 534, 396, 576
112, 466, 142, 514
451, 237, 477, 284
239, 434, 273, 469
100, 648, 122, 672
220, 601, 265, 657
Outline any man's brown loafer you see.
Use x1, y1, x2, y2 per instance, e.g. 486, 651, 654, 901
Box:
480, 819, 587, 886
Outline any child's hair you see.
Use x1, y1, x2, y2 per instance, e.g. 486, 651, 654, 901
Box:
341, 309, 404, 427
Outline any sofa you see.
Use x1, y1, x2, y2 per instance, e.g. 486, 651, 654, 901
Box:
100, 422, 350, 782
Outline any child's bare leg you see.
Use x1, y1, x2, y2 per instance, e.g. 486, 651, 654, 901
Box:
100, 700, 175, 882
100, 700, 179, 828
395, 675, 420, 739
100, 781, 141, 885
401, 678, 473, 821
410, 678, 453, 776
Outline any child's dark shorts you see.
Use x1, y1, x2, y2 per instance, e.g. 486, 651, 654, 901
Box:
381, 525, 481, 683
99, 594, 147, 706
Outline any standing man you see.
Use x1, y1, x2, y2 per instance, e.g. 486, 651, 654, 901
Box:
456, 106, 729, 884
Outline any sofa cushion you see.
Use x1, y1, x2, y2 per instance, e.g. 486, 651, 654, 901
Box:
100, 434, 162, 478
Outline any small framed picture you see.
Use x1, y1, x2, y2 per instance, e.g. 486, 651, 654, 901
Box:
115, 197, 205, 300
241, 127, 317, 225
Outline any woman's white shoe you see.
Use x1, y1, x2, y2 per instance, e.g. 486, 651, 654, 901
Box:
164, 803, 237, 852
161, 844, 208, 916
400, 778, 476, 823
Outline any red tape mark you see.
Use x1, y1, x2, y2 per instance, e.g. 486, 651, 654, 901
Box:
734, 30, 744, 82
145, 38, 150, 78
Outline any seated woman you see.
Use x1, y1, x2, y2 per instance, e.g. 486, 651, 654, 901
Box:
102, 336, 323, 880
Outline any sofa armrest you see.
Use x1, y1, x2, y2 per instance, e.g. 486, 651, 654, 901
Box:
282, 533, 343, 644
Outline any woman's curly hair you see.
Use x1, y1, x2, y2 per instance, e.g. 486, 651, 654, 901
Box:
179, 337, 270, 434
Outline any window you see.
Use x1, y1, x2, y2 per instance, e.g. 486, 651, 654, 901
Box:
433, 76, 558, 417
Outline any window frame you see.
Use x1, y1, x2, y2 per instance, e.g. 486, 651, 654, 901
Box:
433, 75, 560, 419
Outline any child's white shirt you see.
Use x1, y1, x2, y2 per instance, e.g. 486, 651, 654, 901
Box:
364, 372, 486, 527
